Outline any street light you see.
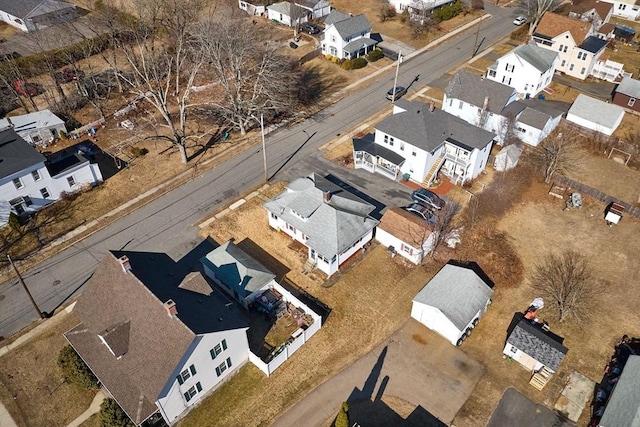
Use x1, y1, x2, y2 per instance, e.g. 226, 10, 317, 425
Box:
391, 49, 403, 105
259, 114, 267, 183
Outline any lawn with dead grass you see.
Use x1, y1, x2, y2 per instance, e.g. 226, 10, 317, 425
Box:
0, 313, 96, 427
184, 183, 442, 426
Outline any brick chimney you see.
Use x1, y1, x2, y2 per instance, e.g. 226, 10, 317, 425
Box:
119, 255, 131, 273
429, 102, 435, 112
483, 96, 490, 111
323, 190, 331, 203
164, 299, 178, 317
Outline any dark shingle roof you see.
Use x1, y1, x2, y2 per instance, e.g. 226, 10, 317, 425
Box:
332, 13, 371, 39
579, 36, 607, 53
323, 9, 351, 26
0, 0, 73, 19
445, 70, 516, 114
352, 134, 405, 165
510, 43, 558, 73
507, 318, 568, 371
376, 101, 496, 153
0, 128, 45, 179
600, 355, 640, 427
616, 76, 640, 98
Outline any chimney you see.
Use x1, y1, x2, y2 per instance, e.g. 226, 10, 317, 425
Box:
323, 190, 331, 203
6, 117, 12, 126
119, 255, 131, 273
482, 96, 489, 111
429, 102, 435, 112
164, 299, 178, 317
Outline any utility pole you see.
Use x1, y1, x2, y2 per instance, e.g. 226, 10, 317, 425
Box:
391, 49, 402, 105
7, 255, 45, 319
260, 113, 267, 183
472, 19, 482, 58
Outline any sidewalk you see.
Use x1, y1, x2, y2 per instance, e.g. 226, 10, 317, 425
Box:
0, 401, 17, 427
66, 390, 106, 427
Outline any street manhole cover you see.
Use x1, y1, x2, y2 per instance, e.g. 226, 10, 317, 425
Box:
53, 280, 61, 286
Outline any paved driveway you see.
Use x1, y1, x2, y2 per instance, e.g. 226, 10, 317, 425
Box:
487, 388, 575, 427
272, 319, 484, 427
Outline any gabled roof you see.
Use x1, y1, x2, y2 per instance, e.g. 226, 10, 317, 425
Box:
579, 35, 607, 53
495, 144, 523, 163
295, 0, 327, 8
568, 0, 613, 18
378, 207, 432, 247
323, 9, 350, 25
201, 240, 276, 297
616, 76, 640, 98
267, 1, 306, 17
0, 109, 64, 133
507, 43, 558, 73
376, 100, 496, 153
413, 263, 494, 331
331, 13, 371, 39
501, 98, 569, 121
599, 22, 615, 35
600, 355, 640, 427
0, 0, 74, 19
352, 134, 405, 165
534, 12, 593, 43
263, 173, 378, 257
65, 246, 249, 424
445, 70, 516, 114
507, 317, 568, 371
567, 93, 624, 128
0, 128, 45, 179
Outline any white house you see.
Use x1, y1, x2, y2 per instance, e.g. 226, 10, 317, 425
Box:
267, 1, 307, 27
0, 127, 102, 217
321, 10, 377, 59
238, 0, 269, 16
501, 98, 567, 147
387, 0, 455, 19
65, 251, 252, 426
486, 42, 558, 98
533, 13, 607, 81
294, 0, 331, 18
567, 0, 613, 30
599, 0, 640, 20
566, 93, 625, 135
354, 99, 496, 186
411, 262, 494, 346
263, 173, 379, 277
0, 0, 77, 32
0, 109, 67, 147
443, 70, 518, 144
599, 355, 640, 427
494, 144, 523, 172
504, 315, 568, 374
375, 207, 436, 264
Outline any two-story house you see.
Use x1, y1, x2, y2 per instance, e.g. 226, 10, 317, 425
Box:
487, 41, 559, 98
599, 0, 640, 20
500, 98, 568, 146
263, 173, 379, 277
65, 250, 251, 426
533, 12, 607, 80
354, 99, 496, 186
0, 127, 102, 217
0, 109, 67, 146
612, 76, 640, 112
321, 10, 377, 59
568, 0, 613, 30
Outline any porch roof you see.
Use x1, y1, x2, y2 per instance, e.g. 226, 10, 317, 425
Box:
353, 134, 405, 165
343, 37, 377, 55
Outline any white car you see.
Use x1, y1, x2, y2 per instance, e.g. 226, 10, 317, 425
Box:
513, 16, 527, 26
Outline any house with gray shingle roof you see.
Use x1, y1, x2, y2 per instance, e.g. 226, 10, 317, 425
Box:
504, 314, 568, 373
294, 0, 331, 18
355, 99, 495, 185
263, 173, 378, 277
201, 240, 277, 308
599, 355, 640, 427
500, 98, 568, 146
321, 11, 377, 59
566, 93, 625, 135
486, 41, 558, 97
411, 262, 494, 346
267, 1, 308, 27
613, 76, 640, 113
0, 0, 77, 32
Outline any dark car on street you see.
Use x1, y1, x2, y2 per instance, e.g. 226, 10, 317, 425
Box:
299, 22, 322, 34
404, 203, 438, 224
411, 188, 445, 210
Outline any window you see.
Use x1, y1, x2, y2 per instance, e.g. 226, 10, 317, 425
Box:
488, 69, 496, 78
210, 339, 227, 359
411, 151, 417, 157
40, 188, 50, 198
13, 178, 24, 189
384, 135, 388, 143
458, 101, 463, 109
388, 137, 394, 146
628, 97, 636, 107
176, 364, 197, 385
618, 3, 626, 9
67, 176, 76, 187
509, 345, 518, 353
32, 170, 41, 181
24, 196, 33, 206
569, 64, 575, 71
577, 52, 587, 60
580, 67, 586, 75
215, 361, 228, 377
559, 44, 563, 52
270, 213, 278, 220
183, 382, 202, 402
562, 45, 568, 53
449, 99, 453, 107
32, 135, 42, 143
400, 142, 405, 151
401, 244, 412, 255
561, 59, 566, 67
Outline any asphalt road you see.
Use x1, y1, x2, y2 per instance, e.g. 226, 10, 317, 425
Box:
0, 4, 522, 339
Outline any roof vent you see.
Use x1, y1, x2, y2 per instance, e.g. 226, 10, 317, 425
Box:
164, 299, 178, 318
323, 190, 331, 203
119, 255, 131, 273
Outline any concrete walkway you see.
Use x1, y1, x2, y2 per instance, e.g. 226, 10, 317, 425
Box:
66, 390, 106, 427
0, 401, 18, 427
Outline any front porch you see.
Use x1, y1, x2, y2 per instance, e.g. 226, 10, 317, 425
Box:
352, 134, 405, 180
343, 38, 377, 59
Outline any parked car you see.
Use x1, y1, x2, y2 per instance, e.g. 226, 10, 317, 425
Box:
404, 203, 438, 224
386, 86, 407, 101
54, 68, 84, 84
411, 188, 445, 210
513, 16, 527, 26
12, 80, 44, 97
299, 22, 322, 35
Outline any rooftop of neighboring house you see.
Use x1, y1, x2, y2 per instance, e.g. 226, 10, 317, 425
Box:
0, 128, 45, 179
567, 93, 624, 127
65, 244, 249, 424
326, 12, 371, 38
267, 1, 306, 16
445, 70, 516, 115
378, 207, 433, 246
567, 0, 613, 18
506, 314, 568, 371
263, 173, 378, 258
496, 144, 523, 163
295, 0, 326, 8
0, 0, 75, 19
378, 100, 497, 153
413, 262, 494, 331
579, 35, 608, 53
323, 9, 351, 25
598, 22, 615, 35
491, 42, 558, 73
599, 355, 640, 427
615, 76, 640, 98
502, 98, 569, 130
0, 109, 65, 133
533, 12, 593, 43
201, 240, 276, 295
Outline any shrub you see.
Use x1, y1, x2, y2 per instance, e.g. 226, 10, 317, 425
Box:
335, 402, 349, 427
400, 9, 410, 23
351, 57, 368, 69
341, 59, 353, 70
130, 146, 149, 157
367, 48, 384, 62
100, 398, 134, 427
331, 56, 340, 64
325, 54, 333, 61
57, 345, 99, 389
60, 190, 80, 201
433, 0, 463, 21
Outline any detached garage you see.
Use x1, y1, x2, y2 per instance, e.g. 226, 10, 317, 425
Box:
566, 94, 625, 136
411, 262, 494, 346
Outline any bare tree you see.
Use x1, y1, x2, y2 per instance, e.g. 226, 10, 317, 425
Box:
498, 111, 517, 146
525, 0, 560, 36
531, 250, 596, 322
531, 125, 582, 183
429, 202, 457, 257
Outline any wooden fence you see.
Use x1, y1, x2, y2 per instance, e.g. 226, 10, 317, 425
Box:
551, 173, 640, 218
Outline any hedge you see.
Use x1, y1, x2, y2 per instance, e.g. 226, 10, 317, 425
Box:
367, 48, 384, 62
351, 57, 368, 69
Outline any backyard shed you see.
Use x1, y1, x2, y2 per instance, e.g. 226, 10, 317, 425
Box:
566, 94, 625, 136
494, 144, 523, 172
411, 262, 494, 346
